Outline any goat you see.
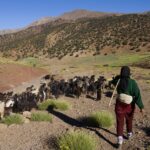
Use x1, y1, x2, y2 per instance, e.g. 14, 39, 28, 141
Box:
0, 101, 5, 119
0, 98, 15, 119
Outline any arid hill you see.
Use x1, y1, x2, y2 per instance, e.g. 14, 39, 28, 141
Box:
0, 10, 150, 59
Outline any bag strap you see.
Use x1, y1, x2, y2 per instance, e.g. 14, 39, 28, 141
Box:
109, 79, 120, 107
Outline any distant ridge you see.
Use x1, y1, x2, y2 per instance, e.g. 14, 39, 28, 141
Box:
0, 9, 149, 34
0, 9, 121, 34
25, 9, 121, 27
29, 17, 56, 27
59, 9, 120, 20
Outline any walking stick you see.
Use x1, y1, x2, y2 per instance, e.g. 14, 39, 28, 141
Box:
108, 79, 120, 107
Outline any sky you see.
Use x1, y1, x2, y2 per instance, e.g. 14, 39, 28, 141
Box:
0, 0, 149, 30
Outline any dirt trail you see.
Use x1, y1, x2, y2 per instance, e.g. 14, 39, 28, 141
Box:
0, 64, 48, 92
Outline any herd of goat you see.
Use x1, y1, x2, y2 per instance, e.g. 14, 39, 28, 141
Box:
0, 74, 113, 119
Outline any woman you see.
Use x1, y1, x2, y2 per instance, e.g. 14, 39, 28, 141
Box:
111, 66, 144, 147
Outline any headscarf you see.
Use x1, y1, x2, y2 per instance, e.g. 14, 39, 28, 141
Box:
118, 66, 131, 91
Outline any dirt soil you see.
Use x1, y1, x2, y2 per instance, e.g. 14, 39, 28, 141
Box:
0, 65, 149, 150
0, 64, 48, 92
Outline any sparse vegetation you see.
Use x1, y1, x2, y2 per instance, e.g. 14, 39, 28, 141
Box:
0, 13, 150, 59
38, 99, 70, 111
19, 57, 39, 67
2, 114, 24, 125
0, 11, 149, 150
31, 111, 52, 122
58, 131, 97, 150
132, 56, 150, 69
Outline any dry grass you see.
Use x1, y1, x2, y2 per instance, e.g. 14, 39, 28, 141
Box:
2, 114, 24, 125
85, 111, 115, 128
38, 99, 70, 111
58, 131, 97, 150
31, 111, 52, 122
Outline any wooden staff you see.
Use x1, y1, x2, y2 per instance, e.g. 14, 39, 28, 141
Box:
109, 79, 120, 107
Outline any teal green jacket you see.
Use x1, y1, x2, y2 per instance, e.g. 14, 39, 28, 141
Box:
111, 75, 144, 109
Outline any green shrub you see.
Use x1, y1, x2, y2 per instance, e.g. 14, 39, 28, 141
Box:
38, 100, 55, 110
31, 112, 52, 122
87, 111, 115, 128
54, 101, 69, 111
3, 114, 24, 125
38, 99, 70, 111
58, 131, 97, 150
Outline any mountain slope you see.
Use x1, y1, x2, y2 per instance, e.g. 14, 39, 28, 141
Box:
0, 13, 150, 59
0, 28, 23, 35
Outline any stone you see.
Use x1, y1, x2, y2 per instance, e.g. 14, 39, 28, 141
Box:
24, 118, 30, 124
23, 111, 31, 119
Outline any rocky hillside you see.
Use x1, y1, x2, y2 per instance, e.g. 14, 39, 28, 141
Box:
0, 29, 22, 35
0, 10, 150, 59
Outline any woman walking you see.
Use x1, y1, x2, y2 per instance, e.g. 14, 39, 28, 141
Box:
111, 66, 144, 147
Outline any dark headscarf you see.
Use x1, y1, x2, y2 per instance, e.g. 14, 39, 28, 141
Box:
118, 66, 131, 91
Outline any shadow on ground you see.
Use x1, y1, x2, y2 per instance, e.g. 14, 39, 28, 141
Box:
45, 136, 59, 150
47, 107, 118, 149
104, 91, 113, 98
141, 127, 150, 137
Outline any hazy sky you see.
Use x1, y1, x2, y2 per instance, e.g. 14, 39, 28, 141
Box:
0, 0, 149, 30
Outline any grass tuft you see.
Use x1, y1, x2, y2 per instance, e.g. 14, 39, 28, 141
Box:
38, 100, 55, 110
2, 114, 24, 125
31, 111, 52, 122
38, 99, 70, 111
58, 131, 97, 150
85, 111, 115, 128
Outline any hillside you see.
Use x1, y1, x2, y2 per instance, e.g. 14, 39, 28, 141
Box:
0, 11, 150, 59
0, 28, 23, 35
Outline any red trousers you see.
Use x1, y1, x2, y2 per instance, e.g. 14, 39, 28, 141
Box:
115, 100, 135, 136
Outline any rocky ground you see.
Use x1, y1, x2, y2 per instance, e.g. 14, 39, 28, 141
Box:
0, 65, 149, 150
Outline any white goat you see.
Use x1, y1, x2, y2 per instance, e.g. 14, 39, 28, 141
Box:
0, 101, 5, 119
0, 99, 15, 119
31, 88, 39, 95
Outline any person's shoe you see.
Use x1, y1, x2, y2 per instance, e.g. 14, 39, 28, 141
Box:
118, 136, 123, 144
116, 136, 123, 148
127, 132, 133, 140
